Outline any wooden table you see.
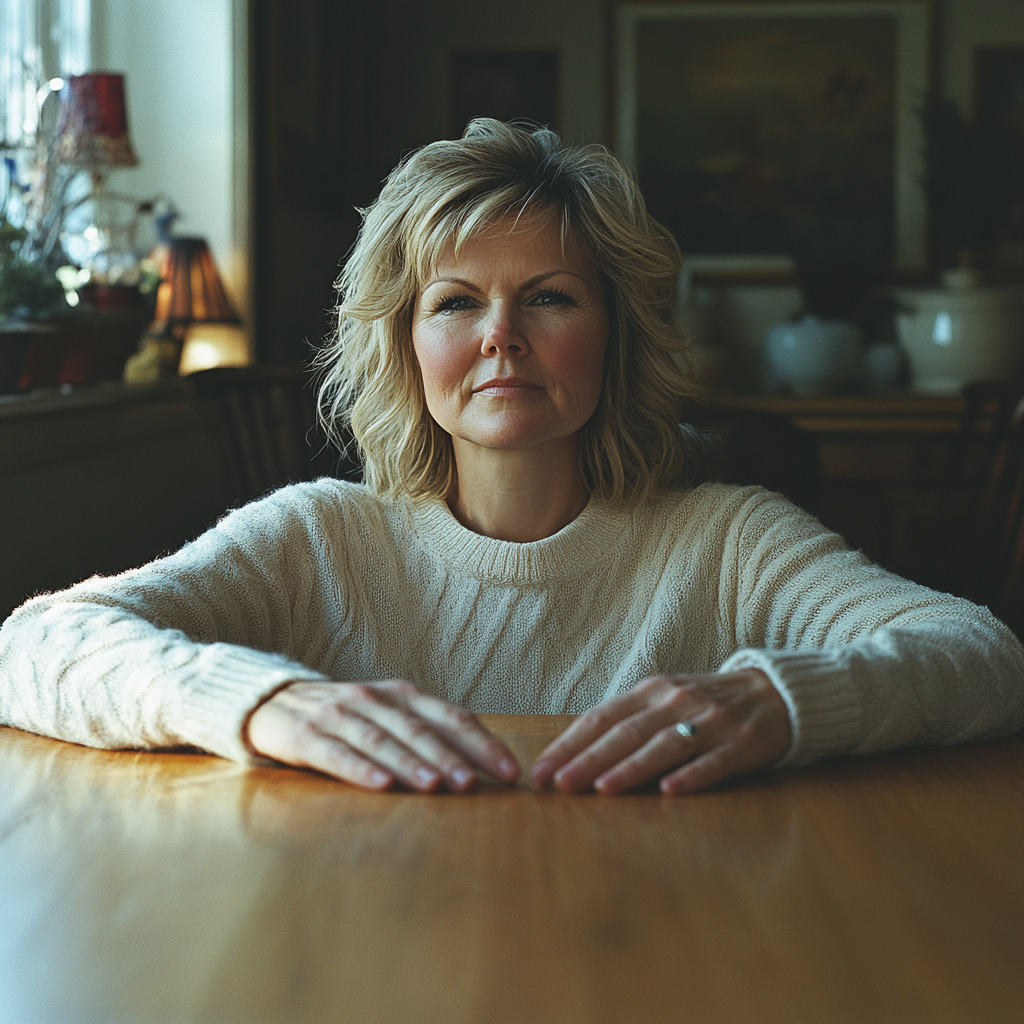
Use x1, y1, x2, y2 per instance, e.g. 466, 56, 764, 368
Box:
0, 716, 1020, 1024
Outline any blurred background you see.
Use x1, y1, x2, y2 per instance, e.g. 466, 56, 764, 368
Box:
2, 0, 1024, 632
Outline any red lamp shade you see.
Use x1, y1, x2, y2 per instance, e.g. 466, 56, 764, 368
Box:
155, 237, 240, 325
56, 73, 139, 167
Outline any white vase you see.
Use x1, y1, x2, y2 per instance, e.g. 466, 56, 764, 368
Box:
763, 316, 863, 395
893, 285, 1024, 392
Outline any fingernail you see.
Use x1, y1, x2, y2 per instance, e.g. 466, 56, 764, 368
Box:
498, 757, 518, 780
369, 769, 390, 788
531, 759, 551, 781
416, 767, 440, 787
451, 767, 474, 789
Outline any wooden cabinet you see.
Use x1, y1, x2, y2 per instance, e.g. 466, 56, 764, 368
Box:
0, 383, 234, 620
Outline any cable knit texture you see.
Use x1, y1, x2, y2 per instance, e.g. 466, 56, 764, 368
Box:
1, 479, 1021, 767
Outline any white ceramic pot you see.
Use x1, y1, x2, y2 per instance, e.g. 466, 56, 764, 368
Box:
894, 286, 1024, 392
763, 316, 863, 395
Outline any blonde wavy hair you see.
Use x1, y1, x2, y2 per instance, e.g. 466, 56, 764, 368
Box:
315, 118, 703, 505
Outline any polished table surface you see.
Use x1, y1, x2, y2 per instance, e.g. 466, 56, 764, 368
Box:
0, 716, 1021, 1024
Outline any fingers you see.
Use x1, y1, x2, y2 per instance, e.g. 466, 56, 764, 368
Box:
295, 726, 395, 791
544, 710, 686, 794
659, 743, 748, 796
248, 701, 400, 792
247, 680, 519, 793
530, 680, 664, 788
320, 703, 454, 792
530, 669, 791, 797
590, 719, 709, 795
398, 685, 520, 783
247, 671, 788, 797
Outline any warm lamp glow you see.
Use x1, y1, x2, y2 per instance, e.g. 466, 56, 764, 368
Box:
178, 324, 250, 375
155, 237, 240, 325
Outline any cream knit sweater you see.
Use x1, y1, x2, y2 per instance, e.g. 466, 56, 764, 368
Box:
1, 479, 1021, 768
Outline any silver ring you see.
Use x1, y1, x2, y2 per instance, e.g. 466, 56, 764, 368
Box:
675, 721, 698, 741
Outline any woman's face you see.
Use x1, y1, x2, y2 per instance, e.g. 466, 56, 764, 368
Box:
411, 214, 609, 455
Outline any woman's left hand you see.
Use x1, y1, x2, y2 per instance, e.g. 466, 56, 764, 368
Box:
530, 669, 791, 795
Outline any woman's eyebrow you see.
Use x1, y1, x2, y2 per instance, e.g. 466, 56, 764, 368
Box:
522, 269, 589, 289
422, 276, 478, 292
421, 270, 589, 292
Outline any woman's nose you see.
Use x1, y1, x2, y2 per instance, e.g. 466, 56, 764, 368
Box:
481, 305, 530, 357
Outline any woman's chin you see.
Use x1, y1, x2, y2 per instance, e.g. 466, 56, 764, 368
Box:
453, 425, 580, 454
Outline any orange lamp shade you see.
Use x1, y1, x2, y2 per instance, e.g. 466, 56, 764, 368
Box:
155, 237, 240, 325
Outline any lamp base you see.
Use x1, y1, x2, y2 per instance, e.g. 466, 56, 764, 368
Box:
122, 324, 185, 384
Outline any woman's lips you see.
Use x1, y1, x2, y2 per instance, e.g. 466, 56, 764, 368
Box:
473, 378, 543, 396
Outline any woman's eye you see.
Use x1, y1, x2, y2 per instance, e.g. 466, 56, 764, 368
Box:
532, 289, 575, 307
433, 294, 475, 314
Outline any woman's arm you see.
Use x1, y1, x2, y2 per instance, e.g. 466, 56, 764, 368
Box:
0, 483, 519, 788
533, 490, 1024, 794
720, 492, 1024, 765
0, 487, 336, 760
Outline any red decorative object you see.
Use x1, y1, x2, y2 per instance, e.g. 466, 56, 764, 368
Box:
12, 315, 150, 391
55, 73, 139, 168
78, 283, 146, 311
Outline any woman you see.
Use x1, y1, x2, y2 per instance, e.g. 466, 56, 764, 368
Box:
1, 120, 1021, 794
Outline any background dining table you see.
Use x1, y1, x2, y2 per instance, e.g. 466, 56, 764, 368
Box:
0, 714, 1020, 1024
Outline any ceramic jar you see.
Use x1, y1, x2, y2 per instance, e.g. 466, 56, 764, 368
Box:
894, 284, 1024, 392
763, 315, 863, 395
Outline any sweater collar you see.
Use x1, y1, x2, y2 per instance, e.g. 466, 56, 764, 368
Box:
403, 495, 632, 585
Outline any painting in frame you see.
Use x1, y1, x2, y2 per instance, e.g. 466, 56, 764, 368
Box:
614, 1, 932, 273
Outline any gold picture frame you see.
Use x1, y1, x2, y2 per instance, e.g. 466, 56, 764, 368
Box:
614, 1, 933, 272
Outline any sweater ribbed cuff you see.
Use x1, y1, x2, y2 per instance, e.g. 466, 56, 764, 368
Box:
177, 643, 331, 764
719, 648, 862, 767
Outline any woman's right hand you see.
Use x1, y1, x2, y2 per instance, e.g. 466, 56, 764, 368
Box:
246, 679, 520, 793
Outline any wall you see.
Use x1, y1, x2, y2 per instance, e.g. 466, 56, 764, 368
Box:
362, 0, 1024, 172
368, 0, 607, 160
942, 0, 1024, 115
86, 0, 1020, 364
135, 0, 1018, 366
90, 0, 250, 364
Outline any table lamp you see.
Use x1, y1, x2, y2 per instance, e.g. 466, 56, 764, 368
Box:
55, 73, 139, 169
55, 73, 142, 302
124, 237, 241, 382
156, 234, 240, 357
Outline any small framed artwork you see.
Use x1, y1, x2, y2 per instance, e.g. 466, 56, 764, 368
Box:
451, 51, 559, 137
614, 1, 933, 273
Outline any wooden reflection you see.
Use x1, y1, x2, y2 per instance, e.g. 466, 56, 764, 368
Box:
0, 721, 1020, 1024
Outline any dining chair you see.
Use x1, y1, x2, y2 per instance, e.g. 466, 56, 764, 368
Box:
959, 382, 1024, 639
691, 408, 822, 515
183, 365, 360, 503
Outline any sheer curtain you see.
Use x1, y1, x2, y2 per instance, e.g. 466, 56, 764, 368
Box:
0, 0, 89, 147
0, 0, 90, 223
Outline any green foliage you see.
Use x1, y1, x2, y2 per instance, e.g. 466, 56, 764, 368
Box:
0, 214, 65, 320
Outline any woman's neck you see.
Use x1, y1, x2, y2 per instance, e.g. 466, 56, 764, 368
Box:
448, 436, 590, 543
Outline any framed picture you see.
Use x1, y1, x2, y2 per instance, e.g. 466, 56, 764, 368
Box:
614, 1, 932, 273
451, 51, 559, 137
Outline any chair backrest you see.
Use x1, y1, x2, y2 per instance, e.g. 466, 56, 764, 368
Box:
962, 383, 1024, 639
183, 365, 360, 502
701, 410, 821, 515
